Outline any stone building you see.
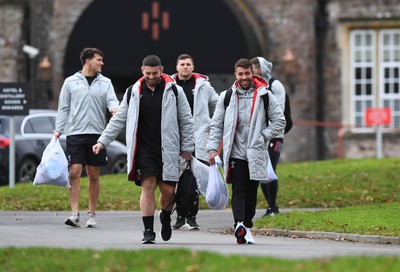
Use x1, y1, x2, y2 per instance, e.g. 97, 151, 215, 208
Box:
0, 0, 399, 162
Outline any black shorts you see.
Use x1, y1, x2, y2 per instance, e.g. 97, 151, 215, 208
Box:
135, 150, 175, 186
66, 134, 108, 167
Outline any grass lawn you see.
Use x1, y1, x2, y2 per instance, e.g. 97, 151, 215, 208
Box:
0, 158, 399, 271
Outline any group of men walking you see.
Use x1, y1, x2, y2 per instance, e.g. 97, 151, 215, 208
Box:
54, 47, 289, 245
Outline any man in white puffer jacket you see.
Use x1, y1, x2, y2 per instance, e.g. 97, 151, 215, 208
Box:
171, 54, 219, 230
93, 55, 194, 245
207, 58, 285, 245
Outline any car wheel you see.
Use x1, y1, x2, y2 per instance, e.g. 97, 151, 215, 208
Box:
109, 156, 127, 174
17, 158, 38, 183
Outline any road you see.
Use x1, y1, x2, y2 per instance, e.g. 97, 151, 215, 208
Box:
0, 209, 399, 259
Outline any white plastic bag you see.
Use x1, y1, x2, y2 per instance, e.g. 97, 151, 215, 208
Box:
206, 156, 229, 210
33, 136, 70, 187
261, 156, 278, 184
190, 157, 209, 195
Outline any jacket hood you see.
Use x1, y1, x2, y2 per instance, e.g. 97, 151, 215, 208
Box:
252, 75, 268, 89
138, 73, 175, 88
233, 75, 268, 92
75, 71, 102, 80
257, 57, 273, 81
171, 72, 209, 81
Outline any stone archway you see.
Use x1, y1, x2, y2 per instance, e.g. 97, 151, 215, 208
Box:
62, 0, 263, 95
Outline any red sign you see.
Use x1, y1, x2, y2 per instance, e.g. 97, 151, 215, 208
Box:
365, 108, 392, 125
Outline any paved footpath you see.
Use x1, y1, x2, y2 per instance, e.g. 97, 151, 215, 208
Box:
0, 209, 399, 260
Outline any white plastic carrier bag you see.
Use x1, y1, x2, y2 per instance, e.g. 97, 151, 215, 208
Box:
190, 157, 209, 195
206, 156, 229, 210
33, 136, 70, 187
260, 156, 278, 184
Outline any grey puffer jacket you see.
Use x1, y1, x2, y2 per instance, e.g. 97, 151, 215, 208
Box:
97, 74, 194, 182
55, 71, 119, 136
207, 76, 285, 182
257, 57, 286, 138
171, 72, 219, 161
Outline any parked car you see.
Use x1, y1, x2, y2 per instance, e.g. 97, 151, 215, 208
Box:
0, 109, 127, 186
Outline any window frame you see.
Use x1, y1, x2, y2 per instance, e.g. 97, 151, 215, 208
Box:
347, 26, 400, 133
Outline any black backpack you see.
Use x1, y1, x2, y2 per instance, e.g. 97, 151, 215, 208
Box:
268, 77, 293, 134
175, 166, 199, 217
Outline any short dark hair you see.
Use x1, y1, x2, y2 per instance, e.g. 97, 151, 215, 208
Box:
250, 57, 260, 69
142, 55, 162, 67
176, 54, 194, 64
80, 48, 103, 66
235, 58, 252, 71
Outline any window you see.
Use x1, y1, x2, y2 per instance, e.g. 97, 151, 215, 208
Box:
350, 29, 400, 130
23, 116, 55, 134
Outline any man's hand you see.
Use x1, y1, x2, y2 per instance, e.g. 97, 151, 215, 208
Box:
92, 143, 105, 155
53, 131, 60, 139
110, 108, 117, 115
180, 151, 192, 161
208, 151, 218, 165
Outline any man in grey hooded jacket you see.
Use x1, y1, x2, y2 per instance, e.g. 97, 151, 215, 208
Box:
93, 55, 194, 244
207, 58, 285, 244
251, 56, 287, 217
54, 47, 119, 229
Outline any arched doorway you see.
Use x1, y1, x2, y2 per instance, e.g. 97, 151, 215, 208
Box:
64, 0, 262, 96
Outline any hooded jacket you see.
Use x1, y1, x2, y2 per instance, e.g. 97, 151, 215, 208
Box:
257, 57, 286, 138
97, 74, 194, 182
55, 71, 119, 136
171, 72, 219, 162
207, 76, 285, 182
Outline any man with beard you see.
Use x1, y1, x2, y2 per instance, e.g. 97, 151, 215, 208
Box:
207, 58, 285, 244
93, 55, 194, 244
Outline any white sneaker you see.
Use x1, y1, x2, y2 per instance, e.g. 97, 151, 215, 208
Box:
86, 212, 97, 228
65, 212, 80, 227
245, 227, 256, 244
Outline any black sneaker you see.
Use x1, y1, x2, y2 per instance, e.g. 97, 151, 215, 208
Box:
159, 210, 172, 241
141, 230, 156, 244
263, 206, 280, 217
186, 216, 199, 230
172, 216, 186, 230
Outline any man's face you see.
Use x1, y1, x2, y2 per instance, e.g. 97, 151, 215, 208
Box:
252, 65, 261, 77
87, 53, 103, 74
235, 66, 253, 90
141, 65, 163, 87
176, 58, 194, 80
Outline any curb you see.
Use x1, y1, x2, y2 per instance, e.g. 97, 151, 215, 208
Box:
252, 229, 400, 245
209, 228, 400, 245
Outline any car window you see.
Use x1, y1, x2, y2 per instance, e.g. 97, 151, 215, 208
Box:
0, 117, 8, 134
23, 116, 55, 134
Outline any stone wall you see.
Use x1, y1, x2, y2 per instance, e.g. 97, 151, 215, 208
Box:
325, 0, 400, 159
0, 3, 24, 82
0, 0, 399, 161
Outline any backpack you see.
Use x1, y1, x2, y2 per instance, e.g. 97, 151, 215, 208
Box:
268, 77, 293, 134
175, 166, 199, 217
126, 84, 178, 105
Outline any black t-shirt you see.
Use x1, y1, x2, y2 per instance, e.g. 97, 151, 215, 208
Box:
137, 80, 165, 157
85, 75, 96, 85
175, 76, 195, 114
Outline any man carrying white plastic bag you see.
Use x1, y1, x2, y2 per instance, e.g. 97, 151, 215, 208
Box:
206, 155, 228, 210
33, 136, 70, 188
207, 59, 285, 245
